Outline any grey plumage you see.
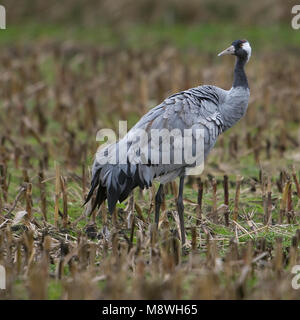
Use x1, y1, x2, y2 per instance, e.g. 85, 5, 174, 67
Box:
85, 39, 252, 244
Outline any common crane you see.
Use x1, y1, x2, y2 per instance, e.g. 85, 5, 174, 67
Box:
85, 39, 251, 245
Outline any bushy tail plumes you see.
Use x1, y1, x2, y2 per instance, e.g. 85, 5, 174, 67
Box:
84, 162, 153, 214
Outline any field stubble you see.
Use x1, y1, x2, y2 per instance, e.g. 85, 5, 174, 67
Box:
0, 42, 300, 299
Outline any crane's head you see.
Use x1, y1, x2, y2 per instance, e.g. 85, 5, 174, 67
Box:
218, 40, 251, 63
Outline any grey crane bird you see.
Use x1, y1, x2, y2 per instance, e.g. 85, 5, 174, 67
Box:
85, 39, 252, 244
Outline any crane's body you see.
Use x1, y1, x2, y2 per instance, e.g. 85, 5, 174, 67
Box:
85, 39, 252, 244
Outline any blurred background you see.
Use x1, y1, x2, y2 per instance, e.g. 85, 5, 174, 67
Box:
1, 0, 298, 169
1, 0, 299, 49
4, 0, 295, 25
4, 0, 294, 25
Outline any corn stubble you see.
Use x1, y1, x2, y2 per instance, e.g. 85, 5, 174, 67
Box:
0, 43, 300, 299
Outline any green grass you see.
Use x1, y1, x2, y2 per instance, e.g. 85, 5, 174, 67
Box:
48, 280, 63, 300
0, 22, 299, 52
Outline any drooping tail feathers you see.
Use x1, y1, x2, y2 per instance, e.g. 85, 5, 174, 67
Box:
84, 162, 154, 214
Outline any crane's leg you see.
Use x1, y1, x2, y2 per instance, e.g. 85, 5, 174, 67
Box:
155, 184, 164, 227
177, 175, 186, 245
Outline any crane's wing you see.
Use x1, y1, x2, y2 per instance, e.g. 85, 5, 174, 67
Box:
89, 85, 226, 212
95, 84, 225, 182
126, 85, 225, 169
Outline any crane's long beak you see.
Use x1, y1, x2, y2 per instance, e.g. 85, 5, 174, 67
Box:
218, 45, 235, 57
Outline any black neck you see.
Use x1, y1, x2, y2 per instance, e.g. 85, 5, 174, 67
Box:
233, 56, 248, 89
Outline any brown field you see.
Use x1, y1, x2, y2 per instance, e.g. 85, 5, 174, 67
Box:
1, 0, 300, 300
0, 41, 300, 299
